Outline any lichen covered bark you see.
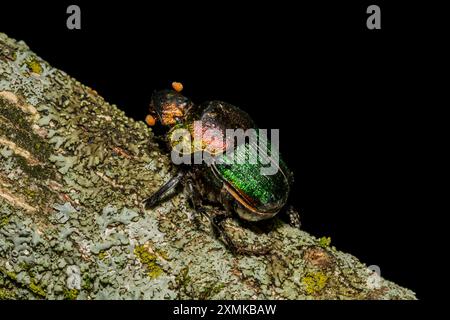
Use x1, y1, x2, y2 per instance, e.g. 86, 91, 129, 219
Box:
0, 32, 416, 300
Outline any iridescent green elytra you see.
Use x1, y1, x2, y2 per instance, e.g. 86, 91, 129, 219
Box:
212, 138, 291, 221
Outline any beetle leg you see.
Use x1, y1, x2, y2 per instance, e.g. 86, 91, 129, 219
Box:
210, 212, 238, 251
282, 205, 301, 229
210, 211, 270, 256
143, 170, 186, 208
184, 175, 212, 229
184, 175, 203, 211
219, 187, 235, 215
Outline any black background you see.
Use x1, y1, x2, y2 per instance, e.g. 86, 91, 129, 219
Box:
0, 0, 434, 299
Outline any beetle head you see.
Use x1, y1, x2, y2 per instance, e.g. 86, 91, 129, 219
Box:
146, 89, 194, 127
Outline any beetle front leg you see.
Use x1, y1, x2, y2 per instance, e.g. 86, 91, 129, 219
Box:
185, 176, 203, 211
143, 170, 186, 208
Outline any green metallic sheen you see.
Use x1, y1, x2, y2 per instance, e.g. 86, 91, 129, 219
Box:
213, 137, 290, 214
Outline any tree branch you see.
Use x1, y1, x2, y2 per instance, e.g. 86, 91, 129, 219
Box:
0, 32, 415, 300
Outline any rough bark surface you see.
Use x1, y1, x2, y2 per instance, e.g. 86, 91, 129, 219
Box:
0, 33, 416, 300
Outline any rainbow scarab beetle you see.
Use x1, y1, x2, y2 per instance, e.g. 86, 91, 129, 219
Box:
144, 83, 299, 254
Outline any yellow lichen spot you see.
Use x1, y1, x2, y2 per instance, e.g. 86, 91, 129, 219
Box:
0, 216, 9, 228
318, 236, 331, 248
134, 245, 164, 279
26, 59, 42, 75
147, 265, 163, 279
64, 289, 79, 300
29, 281, 46, 298
172, 81, 183, 92
302, 271, 329, 295
0, 288, 15, 300
98, 250, 107, 260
